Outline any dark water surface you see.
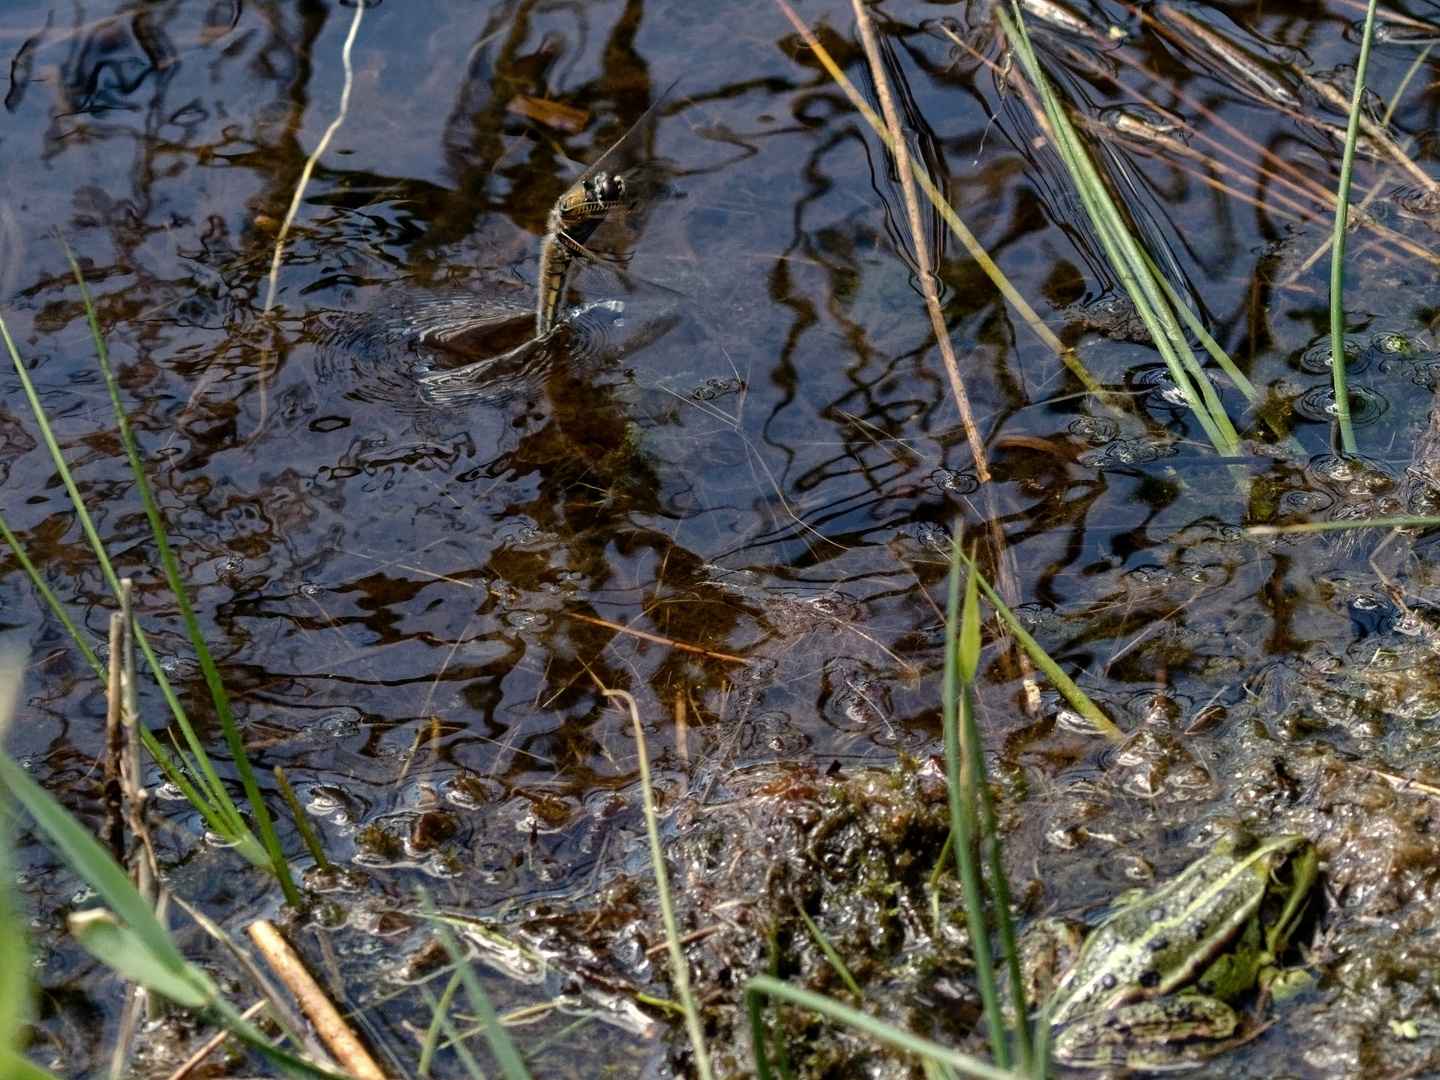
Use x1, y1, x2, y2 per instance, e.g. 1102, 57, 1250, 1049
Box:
7, 0, 1440, 1076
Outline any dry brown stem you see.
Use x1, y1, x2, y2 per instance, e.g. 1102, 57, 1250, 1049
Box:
247, 920, 387, 1080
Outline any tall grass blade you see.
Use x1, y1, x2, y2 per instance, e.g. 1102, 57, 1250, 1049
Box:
943, 541, 1008, 1067
962, 555, 1122, 742
60, 244, 299, 904
418, 891, 533, 1080
999, 4, 1243, 460
957, 561, 1033, 1071
602, 688, 714, 1080
746, 976, 1022, 1080
0, 302, 267, 868
1329, 0, 1381, 456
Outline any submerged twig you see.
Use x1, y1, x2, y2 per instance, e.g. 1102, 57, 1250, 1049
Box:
851, 0, 988, 482
161, 1001, 268, 1080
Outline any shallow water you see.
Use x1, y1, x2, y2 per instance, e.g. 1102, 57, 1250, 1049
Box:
6, 0, 1440, 1076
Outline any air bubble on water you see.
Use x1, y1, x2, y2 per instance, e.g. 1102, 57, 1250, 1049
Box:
931, 468, 979, 494
320, 708, 362, 737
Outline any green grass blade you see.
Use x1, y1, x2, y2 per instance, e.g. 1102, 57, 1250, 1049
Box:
419, 980, 489, 1080
0, 745, 190, 973
0, 707, 34, 1067
5, 1054, 66, 1080
962, 554, 1123, 742
795, 906, 862, 999
418, 892, 532, 1080
746, 977, 1023, 1080
962, 680, 1030, 1069
419, 971, 466, 1077
957, 565, 1032, 1070
748, 988, 777, 1080
274, 766, 332, 873
943, 540, 1008, 1067
1137, 248, 1256, 402
1248, 515, 1440, 534
0, 301, 261, 858
1329, 0, 1381, 456
602, 689, 714, 1080
60, 244, 298, 905
1000, 4, 1243, 459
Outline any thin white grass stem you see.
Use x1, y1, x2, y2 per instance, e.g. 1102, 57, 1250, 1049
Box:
851, 0, 990, 482
262, 0, 365, 315
1329, 0, 1381, 457
602, 689, 713, 1080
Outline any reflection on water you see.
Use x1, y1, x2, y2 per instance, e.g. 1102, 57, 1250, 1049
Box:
6, 0, 1440, 1076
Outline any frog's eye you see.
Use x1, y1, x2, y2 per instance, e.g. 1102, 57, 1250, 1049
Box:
1139, 970, 1161, 989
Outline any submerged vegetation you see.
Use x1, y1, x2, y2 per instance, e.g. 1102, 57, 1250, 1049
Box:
5, 0, 1440, 1078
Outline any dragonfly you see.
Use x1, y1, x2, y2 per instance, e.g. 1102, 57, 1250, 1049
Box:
535, 80, 680, 336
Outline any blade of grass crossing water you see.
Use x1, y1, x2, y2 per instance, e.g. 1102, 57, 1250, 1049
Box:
1329, 0, 1381, 456
795, 906, 862, 999
962, 554, 1122, 742
943, 541, 1009, 1068
61, 244, 299, 905
418, 980, 488, 1080
419, 971, 466, 1077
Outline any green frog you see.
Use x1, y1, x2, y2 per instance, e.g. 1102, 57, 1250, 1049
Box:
1034, 832, 1317, 1069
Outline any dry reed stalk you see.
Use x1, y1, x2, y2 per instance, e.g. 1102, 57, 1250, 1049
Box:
850, 0, 989, 482
247, 919, 388, 1080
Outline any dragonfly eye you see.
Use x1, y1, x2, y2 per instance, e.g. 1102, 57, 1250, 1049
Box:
587, 171, 626, 204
